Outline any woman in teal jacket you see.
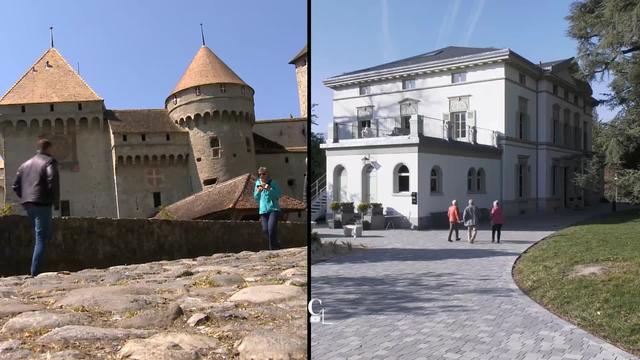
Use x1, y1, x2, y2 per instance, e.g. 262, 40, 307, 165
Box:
254, 166, 282, 250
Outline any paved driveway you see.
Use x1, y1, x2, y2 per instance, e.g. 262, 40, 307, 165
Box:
311, 205, 638, 360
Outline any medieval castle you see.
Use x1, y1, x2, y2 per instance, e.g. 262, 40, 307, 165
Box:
0, 41, 307, 219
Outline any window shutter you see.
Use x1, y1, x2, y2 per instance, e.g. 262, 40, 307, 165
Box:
467, 110, 475, 126
443, 113, 450, 139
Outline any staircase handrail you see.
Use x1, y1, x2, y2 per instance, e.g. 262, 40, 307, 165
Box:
310, 174, 326, 203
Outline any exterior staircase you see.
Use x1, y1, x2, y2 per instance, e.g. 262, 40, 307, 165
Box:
310, 174, 327, 222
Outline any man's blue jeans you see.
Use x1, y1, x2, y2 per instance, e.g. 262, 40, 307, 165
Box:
24, 205, 52, 276
260, 211, 280, 250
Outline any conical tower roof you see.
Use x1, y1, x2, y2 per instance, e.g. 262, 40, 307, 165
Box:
170, 46, 250, 96
0, 48, 102, 105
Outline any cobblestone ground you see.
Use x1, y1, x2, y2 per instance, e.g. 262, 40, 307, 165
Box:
311, 205, 638, 360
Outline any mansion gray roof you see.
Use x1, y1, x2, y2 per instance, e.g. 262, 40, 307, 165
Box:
331, 46, 499, 78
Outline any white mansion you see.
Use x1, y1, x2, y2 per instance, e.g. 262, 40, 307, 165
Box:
321, 46, 599, 228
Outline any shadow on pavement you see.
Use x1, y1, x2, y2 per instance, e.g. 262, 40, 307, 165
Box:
316, 247, 520, 265
311, 271, 517, 321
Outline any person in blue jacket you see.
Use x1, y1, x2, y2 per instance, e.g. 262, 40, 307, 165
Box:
254, 166, 282, 250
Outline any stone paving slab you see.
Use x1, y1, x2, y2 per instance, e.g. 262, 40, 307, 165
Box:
311, 205, 639, 359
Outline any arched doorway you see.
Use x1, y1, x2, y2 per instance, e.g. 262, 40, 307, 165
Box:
333, 165, 347, 203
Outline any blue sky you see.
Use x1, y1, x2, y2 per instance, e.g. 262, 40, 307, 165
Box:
0, 0, 306, 119
312, 0, 616, 133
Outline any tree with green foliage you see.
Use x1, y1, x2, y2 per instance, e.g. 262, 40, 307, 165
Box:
310, 103, 326, 185
567, 0, 640, 203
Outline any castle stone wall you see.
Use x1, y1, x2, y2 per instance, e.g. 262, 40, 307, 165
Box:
0, 216, 306, 276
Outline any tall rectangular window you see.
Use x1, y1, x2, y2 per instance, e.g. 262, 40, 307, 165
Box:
518, 97, 528, 140
402, 79, 415, 90
122, 134, 127, 142
61, 201, 70, 217
452, 111, 466, 139
518, 164, 524, 198
553, 84, 558, 95
451, 72, 466, 83
153, 192, 162, 208
519, 73, 526, 85
141, 134, 146, 142
552, 105, 560, 144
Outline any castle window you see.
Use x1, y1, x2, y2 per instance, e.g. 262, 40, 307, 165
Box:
173, 96, 177, 105
220, 84, 226, 93
61, 200, 70, 217
285, 156, 289, 163
122, 134, 127, 142
246, 137, 251, 152
153, 192, 162, 208
78, 103, 82, 111
21, 105, 25, 113
141, 134, 146, 142
49, 104, 54, 112
196, 157, 202, 162
241, 86, 246, 95
195, 87, 201, 96
203, 178, 217, 186
287, 179, 295, 186
210, 136, 220, 157
166, 133, 170, 141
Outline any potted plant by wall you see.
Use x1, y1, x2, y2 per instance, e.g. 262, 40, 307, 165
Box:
328, 201, 342, 229
357, 203, 370, 215
364, 203, 385, 230
338, 202, 355, 226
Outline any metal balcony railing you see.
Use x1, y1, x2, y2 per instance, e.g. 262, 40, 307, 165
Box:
327, 115, 502, 147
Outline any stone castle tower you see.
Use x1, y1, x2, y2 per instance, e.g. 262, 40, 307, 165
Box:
289, 45, 308, 117
165, 46, 256, 192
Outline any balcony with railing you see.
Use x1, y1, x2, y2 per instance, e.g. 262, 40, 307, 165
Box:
326, 115, 502, 148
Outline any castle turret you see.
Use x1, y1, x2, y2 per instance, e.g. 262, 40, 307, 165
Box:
166, 46, 256, 191
289, 45, 307, 117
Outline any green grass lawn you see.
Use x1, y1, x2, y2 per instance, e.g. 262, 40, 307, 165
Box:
513, 209, 640, 356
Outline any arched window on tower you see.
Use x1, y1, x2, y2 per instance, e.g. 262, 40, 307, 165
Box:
241, 86, 246, 95
173, 95, 177, 105
210, 136, 220, 158
220, 85, 226, 93
195, 87, 201, 96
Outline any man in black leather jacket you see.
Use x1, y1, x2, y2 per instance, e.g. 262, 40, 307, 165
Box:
12, 139, 60, 277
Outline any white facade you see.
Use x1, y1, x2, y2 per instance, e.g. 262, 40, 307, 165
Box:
322, 47, 597, 228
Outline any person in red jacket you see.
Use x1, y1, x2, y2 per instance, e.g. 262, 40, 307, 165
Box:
490, 200, 504, 243
447, 200, 461, 242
